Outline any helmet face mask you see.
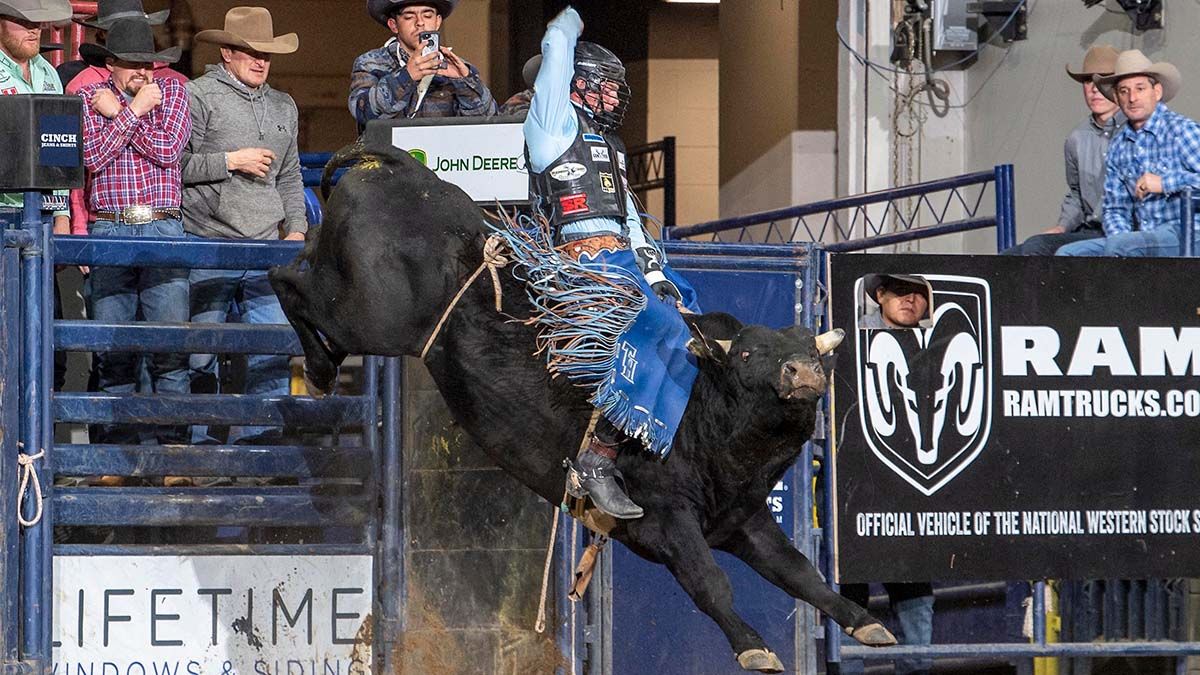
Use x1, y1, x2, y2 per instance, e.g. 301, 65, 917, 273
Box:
572, 41, 631, 132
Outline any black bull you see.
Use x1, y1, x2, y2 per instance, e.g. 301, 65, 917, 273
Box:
267, 143, 895, 672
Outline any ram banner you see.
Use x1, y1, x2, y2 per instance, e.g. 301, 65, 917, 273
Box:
829, 253, 1200, 582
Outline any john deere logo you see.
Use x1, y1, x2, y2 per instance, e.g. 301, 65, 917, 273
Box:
408, 148, 428, 166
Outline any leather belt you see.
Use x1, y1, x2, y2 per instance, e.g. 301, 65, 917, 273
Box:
94, 206, 182, 225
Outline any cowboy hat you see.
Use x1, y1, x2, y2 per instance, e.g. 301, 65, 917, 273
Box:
75, 0, 168, 31
522, 54, 541, 88
1093, 49, 1181, 103
195, 7, 298, 55
79, 17, 180, 66
0, 0, 73, 25
367, 0, 455, 27
864, 274, 932, 304
1065, 45, 1118, 83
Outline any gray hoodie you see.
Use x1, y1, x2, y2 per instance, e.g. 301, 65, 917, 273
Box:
182, 64, 307, 240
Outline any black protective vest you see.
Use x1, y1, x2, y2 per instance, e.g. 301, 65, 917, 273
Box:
529, 110, 630, 229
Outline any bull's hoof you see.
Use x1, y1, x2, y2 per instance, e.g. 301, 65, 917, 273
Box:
303, 370, 329, 398
736, 649, 784, 673
846, 622, 897, 646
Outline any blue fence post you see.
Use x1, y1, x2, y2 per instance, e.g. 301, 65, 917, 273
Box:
379, 357, 405, 673
1, 209, 19, 663
1180, 189, 1194, 257
994, 164, 1017, 252
18, 191, 51, 667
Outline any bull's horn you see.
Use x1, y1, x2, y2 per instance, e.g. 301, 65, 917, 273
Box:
715, 339, 732, 354
815, 328, 845, 355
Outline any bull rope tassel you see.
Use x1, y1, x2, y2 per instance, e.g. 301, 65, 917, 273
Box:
16, 442, 45, 527
534, 492, 565, 634
419, 234, 510, 360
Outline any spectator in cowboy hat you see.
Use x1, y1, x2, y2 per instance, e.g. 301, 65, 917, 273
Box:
1003, 46, 1123, 256
860, 273, 933, 329
59, 0, 188, 239
349, 0, 496, 133
76, 18, 192, 445
180, 6, 305, 451
1058, 49, 1198, 257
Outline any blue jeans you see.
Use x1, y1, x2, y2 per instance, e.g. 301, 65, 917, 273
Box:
188, 258, 291, 444
89, 218, 190, 443
841, 582, 933, 675
1055, 227, 1180, 257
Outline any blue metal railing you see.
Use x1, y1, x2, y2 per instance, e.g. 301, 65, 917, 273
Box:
667, 165, 1017, 252
1, 194, 407, 674
1181, 188, 1197, 257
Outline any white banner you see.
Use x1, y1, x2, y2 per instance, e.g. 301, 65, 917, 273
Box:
53, 555, 373, 675
391, 123, 528, 202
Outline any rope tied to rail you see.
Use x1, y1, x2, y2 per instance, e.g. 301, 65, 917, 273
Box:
420, 234, 510, 360
16, 441, 45, 527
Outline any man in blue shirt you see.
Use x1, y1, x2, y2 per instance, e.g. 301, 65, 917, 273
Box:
1057, 50, 1199, 257
523, 6, 698, 519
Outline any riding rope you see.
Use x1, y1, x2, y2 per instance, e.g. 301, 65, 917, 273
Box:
419, 234, 509, 360
534, 410, 601, 634
16, 442, 45, 527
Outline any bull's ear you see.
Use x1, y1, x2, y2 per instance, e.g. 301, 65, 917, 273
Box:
683, 312, 741, 362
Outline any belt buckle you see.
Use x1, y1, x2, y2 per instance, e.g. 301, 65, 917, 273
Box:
122, 205, 153, 225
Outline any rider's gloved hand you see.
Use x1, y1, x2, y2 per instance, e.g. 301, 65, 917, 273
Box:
635, 245, 682, 305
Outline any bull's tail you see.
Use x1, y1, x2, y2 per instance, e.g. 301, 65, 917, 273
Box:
320, 138, 417, 200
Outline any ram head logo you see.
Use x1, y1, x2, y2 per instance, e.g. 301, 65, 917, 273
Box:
855, 275, 992, 495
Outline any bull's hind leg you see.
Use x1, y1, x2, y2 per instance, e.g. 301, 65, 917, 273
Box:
268, 267, 346, 395
648, 516, 782, 673
718, 507, 897, 647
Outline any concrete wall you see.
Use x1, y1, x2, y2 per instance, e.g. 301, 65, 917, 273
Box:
186, 0, 499, 152
840, 0, 1200, 253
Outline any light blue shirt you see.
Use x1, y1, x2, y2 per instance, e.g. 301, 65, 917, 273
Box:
1102, 104, 1200, 237
524, 8, 652, 251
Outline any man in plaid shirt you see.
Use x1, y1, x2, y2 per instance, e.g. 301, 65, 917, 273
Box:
77, 19, 191, 443
1058, 50, 1199, 257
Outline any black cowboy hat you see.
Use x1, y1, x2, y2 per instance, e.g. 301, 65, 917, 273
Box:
79, 17, 180, 66
75, 0, 168, 31
367, 0, 455, 27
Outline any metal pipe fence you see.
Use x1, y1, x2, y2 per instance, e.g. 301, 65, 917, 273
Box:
0, 193, 405, 674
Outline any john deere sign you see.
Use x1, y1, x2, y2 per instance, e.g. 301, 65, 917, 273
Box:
385, 122, 529, 203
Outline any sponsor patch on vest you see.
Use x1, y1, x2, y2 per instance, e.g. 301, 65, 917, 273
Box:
559, 193, 589, 215
599, 172, 616, 194
550, 162, 588, 182
617, 152, 626, 171
590, 146, 610, 162
583, 133, 604, 143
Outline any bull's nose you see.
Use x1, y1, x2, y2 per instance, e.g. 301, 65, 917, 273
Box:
781, 359, 825, 398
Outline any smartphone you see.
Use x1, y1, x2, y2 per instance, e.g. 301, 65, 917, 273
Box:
418, 30, 447, 69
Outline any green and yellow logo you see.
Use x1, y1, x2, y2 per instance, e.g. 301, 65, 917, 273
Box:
408, 148, 428, 166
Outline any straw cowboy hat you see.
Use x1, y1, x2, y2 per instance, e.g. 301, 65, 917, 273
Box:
195, 7, 298, 54
1094, 49, 1181, 103
0, 0, 73, 24
367, 0, 456, 27
1065, 45, 1118, 83
76, 0, 168, 31
79, 17, 180, 66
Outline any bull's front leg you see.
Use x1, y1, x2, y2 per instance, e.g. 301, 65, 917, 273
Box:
646, 515, 783, 673
717, 506, 897, 647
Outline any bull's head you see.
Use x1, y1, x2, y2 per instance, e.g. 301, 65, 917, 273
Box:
684, 312, 844, 403
863, 304, 983, 466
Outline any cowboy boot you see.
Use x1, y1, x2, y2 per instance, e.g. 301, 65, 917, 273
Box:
575, 437, 643, 520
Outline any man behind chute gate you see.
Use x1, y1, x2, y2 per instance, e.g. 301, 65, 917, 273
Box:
523, 6, 699, 520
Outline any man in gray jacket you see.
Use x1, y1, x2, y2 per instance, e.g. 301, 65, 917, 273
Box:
182, 6, 304, 446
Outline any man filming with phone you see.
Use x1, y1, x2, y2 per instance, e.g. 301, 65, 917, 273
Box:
350, 0, 496, 133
